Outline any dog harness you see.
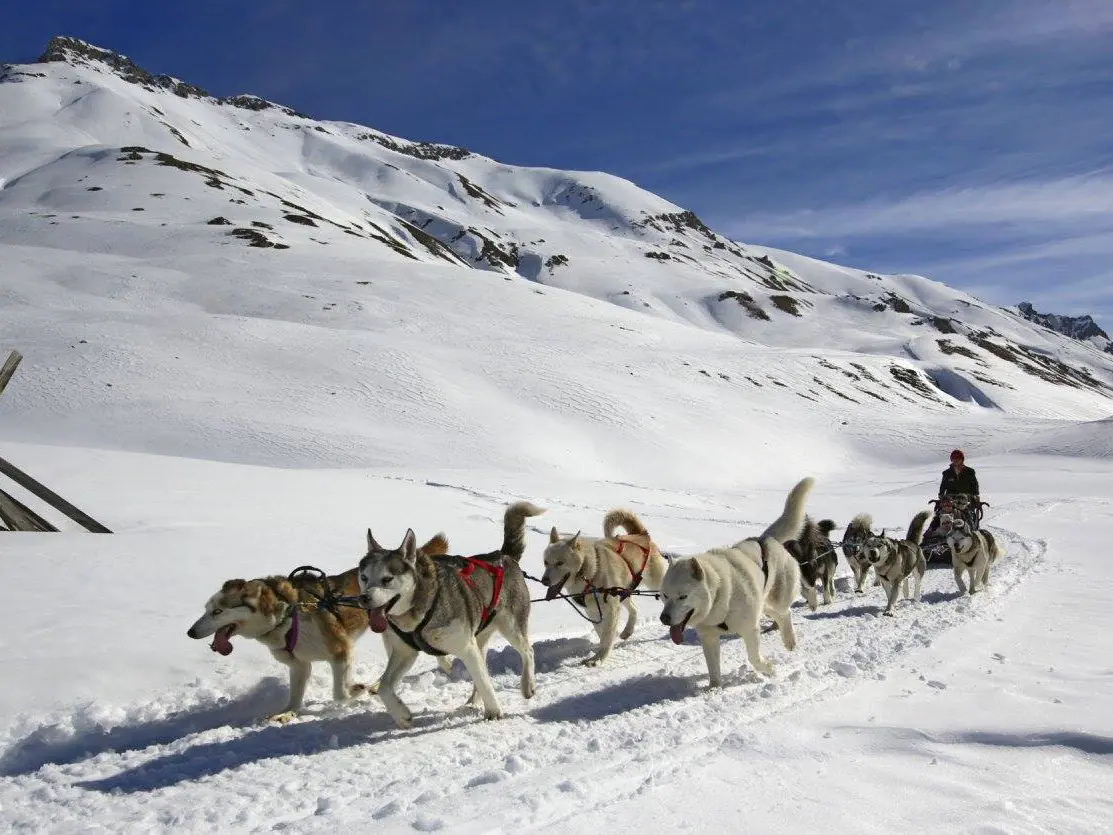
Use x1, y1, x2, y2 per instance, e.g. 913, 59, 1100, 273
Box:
717, 538, 772, 631
389, 554, 505, 657
283, 608, 300, 654
570, 536, 655, 607
614, 536, 653, 592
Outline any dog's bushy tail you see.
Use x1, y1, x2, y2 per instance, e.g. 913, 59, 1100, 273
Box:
603, 509, 649, 540
845, 513, 872, 540
817, 519, 838, 537
502, 501, 546, 561
420, 532, 449, 556
906, 510, 931, 545
761, 476, 815, 543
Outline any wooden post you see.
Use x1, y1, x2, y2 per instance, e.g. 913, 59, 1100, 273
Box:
0, 486, 59, 532
0, 351, 22, 400
0, 456, 112, 533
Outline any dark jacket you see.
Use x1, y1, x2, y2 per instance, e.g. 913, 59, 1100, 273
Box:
939, 465, 979, 498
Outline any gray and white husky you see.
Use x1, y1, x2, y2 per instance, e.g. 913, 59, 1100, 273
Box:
358, 501, 545, 728
943, 514, 1004, 595
842, 513, 875, 594
862, 511, 930, 616
658, 477, 813, 687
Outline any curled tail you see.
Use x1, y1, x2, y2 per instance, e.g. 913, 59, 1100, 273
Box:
420, 532, 449, 556
501, 501, 546, 561
906, 510, 931, 545
603, 508, 650, 540
817, 519, 838, 537
761, 476, 815, 543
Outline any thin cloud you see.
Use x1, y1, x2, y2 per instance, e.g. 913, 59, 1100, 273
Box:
722, 176, 1113, 240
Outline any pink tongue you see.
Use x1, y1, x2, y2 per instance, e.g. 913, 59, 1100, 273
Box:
367, 607, 390, 634
210, 626, 234, 656
669, 624, 685, 645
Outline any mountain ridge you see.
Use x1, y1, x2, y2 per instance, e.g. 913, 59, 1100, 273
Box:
1016, 301, 1112, 355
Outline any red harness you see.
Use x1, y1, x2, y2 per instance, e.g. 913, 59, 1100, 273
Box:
458, 556, 504, 630
614, 537, 653, 591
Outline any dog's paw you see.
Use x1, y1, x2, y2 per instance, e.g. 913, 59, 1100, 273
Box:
619, 626, 635, 640
706, 678, 723, 689
483, 707, 504, 721
392, 710, 413, 730
882, 610, 895, 618
436, 656, 456, 677
582, 656, 605, 667
349, 683, 372, 698
268, 710, 298, 724
522, 682, 536, 700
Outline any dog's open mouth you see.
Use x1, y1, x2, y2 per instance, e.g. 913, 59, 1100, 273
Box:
669, 610, 693, 645
366, 595, 400, 634
545, 574, 570, 601
210, 624, 236, 655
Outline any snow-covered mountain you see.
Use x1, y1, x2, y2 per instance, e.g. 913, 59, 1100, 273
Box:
1016, 301, 1113, 355
1, 36, 1111, 481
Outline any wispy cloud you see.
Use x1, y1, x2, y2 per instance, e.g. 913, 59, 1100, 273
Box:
723, 175, 1113, 240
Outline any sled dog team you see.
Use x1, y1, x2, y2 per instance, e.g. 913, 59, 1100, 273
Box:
188, 476, 1004, 727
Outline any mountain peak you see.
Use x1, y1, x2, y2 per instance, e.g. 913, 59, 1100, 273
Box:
1017, 302, 1112, 354
37, 34, 211, 99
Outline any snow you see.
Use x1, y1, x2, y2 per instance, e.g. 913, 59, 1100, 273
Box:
1, 41, 1112, 833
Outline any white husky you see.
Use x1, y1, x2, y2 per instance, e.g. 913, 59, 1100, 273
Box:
658, 477, 813, 687
943, 515, 1004, 595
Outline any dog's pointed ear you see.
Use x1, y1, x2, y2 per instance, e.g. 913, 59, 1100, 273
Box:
549, 526, 560, 544
367, 528, 383, 552
570, 531, 581, 550
689, 559, 704, 581
401, 528, 418, 563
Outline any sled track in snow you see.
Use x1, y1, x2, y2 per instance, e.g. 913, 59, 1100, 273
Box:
0, 529, 1042, 832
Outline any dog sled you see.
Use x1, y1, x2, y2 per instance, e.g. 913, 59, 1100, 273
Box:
922, 492, 989, 563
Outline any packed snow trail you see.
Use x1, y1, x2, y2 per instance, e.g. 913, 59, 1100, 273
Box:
0, 529, 1040, 832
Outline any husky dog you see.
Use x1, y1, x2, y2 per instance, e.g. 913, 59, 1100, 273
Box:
862, 511, 930, 616
658, 477, 813, 687
784, 517, 839, 610
187, 533, 450, 723
842, 513, 876, 594
541, 509, 667, 666
944, 516, 1004, 595
359, 501, 545, 728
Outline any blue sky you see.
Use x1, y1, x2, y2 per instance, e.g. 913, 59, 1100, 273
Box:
6, 0, 1113, 331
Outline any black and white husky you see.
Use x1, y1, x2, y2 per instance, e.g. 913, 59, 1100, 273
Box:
784, 517, 839, 609
943, 514, 1004, 595
861, 511, 930, 616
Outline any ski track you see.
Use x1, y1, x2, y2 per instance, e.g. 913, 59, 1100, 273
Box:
0, 528, 1041, 833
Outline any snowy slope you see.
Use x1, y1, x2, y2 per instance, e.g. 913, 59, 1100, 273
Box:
1, 37, 1112, 484
1, 36, 1113, 834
